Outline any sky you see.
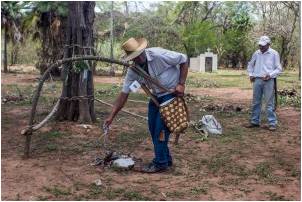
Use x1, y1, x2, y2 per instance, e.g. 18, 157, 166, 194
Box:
95, 1, 162, 13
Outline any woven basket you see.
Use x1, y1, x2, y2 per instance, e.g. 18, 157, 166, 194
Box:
159, 96, 189, 133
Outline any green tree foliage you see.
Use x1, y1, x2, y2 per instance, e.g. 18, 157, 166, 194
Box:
22, 1, 68, 75
182, 21, 218, 57
1, 1, 24, 70
252, 1, 300, 69
123, 14, 184, 52
5, 1, 300, 71
216, 2, 253, 68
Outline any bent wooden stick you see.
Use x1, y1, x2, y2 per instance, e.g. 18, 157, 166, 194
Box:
94, 98, 147, 120
21, 99, 60, 136
23, 56, 132, 158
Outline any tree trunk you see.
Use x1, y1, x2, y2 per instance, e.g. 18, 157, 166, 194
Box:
299, 61, 301, 81
299, 2, 301, 80
280, 36, 290, 69
109, 1, 115, 76
10, 41, 19, 65
56, 1, 96, 123
298, 1, 301, 81
4, 24, 8, 73
124, 1, 129, 17
36, 12, 65, 77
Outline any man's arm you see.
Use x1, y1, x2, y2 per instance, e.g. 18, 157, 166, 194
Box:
155, 49, 188, 95
263, 52, 282, 81
104, 92, 129, 127
247, 52, 257, 82
269, 52, 282, 78
104, 67, 139, 127
175, 62, 189, 96
178, 62, 189, 85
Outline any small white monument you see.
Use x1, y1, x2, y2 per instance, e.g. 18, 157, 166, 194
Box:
189, 48, 218, 72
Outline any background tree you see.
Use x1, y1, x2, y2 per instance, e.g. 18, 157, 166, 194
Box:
219, 2, 253, 68
2, 1, 300, 72
94, 1, 125, 75
253, 1, 300, 69
22, 1, 68, 76
1, 1, 23, 72
55, 1, 96, 123
109, 1, 115, 76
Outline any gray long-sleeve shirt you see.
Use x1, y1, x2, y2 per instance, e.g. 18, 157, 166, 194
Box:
122, 47, 188, 97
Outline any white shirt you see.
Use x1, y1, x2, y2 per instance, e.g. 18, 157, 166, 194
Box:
122, 47, 187, 96
247, 48, 282, 78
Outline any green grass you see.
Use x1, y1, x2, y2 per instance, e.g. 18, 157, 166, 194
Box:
87, 184, 103, 199
187, 70, 300, 90
167, 190, 185, 198
262, 191, 290, 201
43, 130, 66, 139
95, 83, 149, 103
190, 185, 208, 195
254, 162, 280, 183
187, 70, 249, 88
36, 195, 49, 201
278, 94, 301, 108
2, 82, 61, 107
255, 162, 273, 179
77, 183, 146, 200
122, 191, 151, 200
46, 143, 58, 151
104, 188, 125, 200
218, 177, 241, 186
43, 185, 71, 198
111, 128, 149, 152
206, 152, 250, 177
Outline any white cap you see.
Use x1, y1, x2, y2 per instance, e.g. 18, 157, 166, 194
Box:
258, 36, 271, 46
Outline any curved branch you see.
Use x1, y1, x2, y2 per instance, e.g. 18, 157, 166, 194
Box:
27, 56, 131, 135
95, 98, 147, 120
21, 99, 60, 135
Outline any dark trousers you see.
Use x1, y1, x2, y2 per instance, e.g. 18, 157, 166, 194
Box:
148, 93, 174, 169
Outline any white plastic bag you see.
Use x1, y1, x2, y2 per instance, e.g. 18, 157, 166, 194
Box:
199, 115, 222, 135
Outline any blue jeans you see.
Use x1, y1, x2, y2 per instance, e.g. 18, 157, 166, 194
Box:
148, 94, 174, 169
250, 78, 277, 126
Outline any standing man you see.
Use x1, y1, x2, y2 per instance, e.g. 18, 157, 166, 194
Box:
246, 36, 282, 131
104, 37, 188, 173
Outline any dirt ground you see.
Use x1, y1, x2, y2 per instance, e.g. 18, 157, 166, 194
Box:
1, 73, 301, 200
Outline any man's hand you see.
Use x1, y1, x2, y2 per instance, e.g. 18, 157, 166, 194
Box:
262, 74, 271, 81
103, 92, 129, 129
249, 76, 255, 83
174, 84, 185, 96
104, 117, 113, 128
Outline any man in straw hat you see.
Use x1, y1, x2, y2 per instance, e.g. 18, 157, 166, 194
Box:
246, 36, 282, 131
104, 37, 189, 173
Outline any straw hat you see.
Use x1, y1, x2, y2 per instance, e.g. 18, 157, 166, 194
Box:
121, 37, 148, 61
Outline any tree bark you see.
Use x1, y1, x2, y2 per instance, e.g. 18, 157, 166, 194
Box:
56, 1, 96, 123
299, 2, 301, 80
23, 54, 129, 157
36, 12, 65, 77
4, 24, 8, 73
124, 1, 129, 17
10, 40, 19, 65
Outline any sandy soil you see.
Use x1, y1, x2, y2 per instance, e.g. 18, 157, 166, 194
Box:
1, 73, 39, 86
187, 87, 253, 105
1, 73, 300, 200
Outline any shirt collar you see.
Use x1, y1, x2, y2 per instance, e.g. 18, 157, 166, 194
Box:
259, 48, 272, 55
145, 49, 153, 62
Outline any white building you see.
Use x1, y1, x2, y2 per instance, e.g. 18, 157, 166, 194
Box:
189, 48, 218, 72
